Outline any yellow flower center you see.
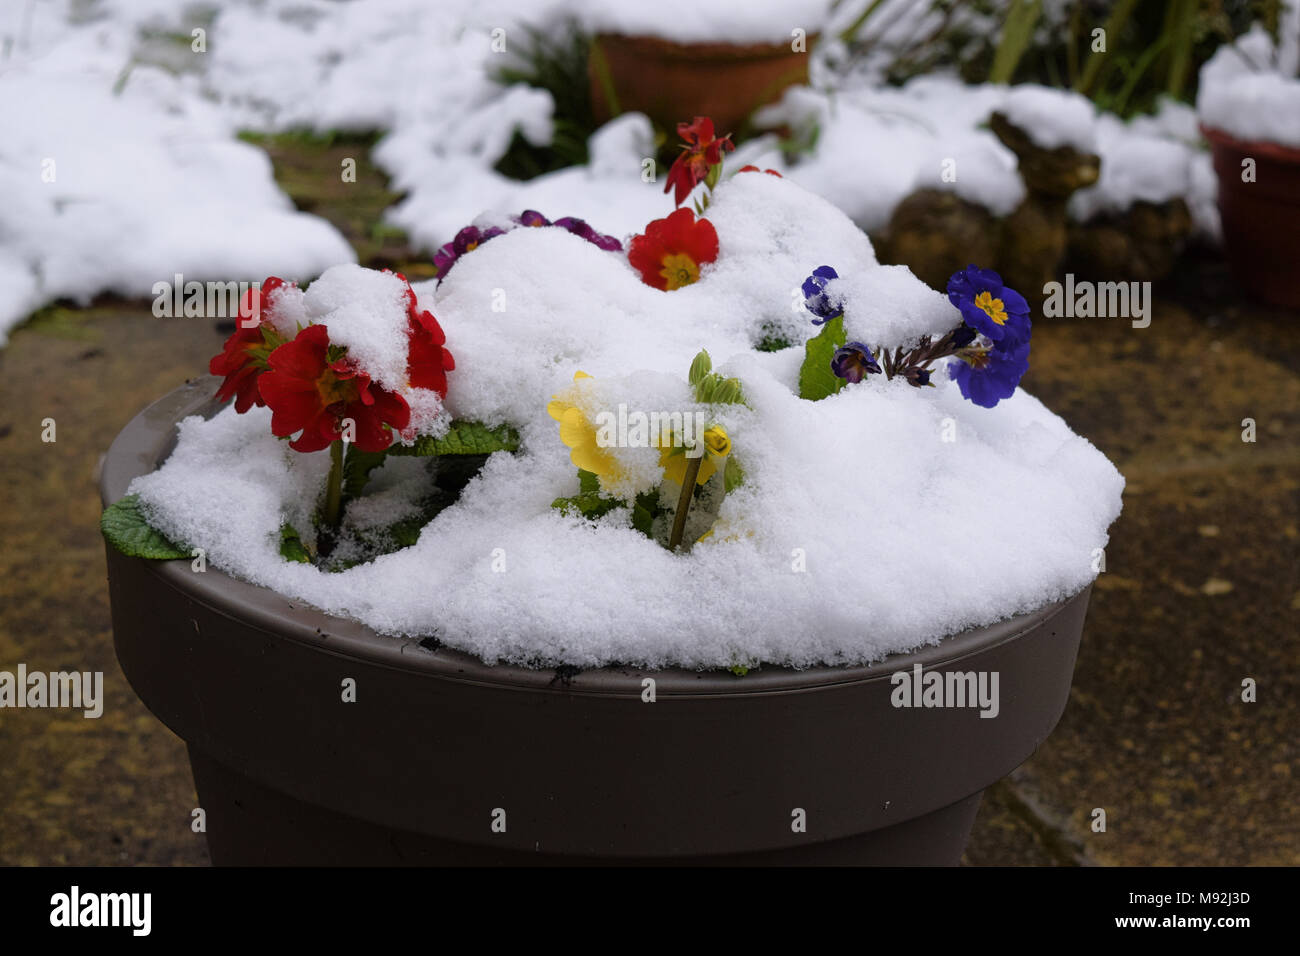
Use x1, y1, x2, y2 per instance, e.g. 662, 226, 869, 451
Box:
660, 253, 700, 291
975, 290, 1007, 326
315, 369, 357, 407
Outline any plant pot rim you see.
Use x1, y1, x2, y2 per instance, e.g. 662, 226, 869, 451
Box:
593, 32, 818, 61
103, 378, 1090, 698
1199, 122, 1300, 163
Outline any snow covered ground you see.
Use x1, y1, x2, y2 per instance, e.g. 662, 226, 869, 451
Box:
0, 0, 1258, 345
0, 0, 356, 344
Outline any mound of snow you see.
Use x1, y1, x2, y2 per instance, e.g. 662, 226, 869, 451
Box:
131, 172, 1123, 669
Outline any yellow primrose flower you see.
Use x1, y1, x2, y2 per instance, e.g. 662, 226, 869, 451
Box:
702, 426, 730, 458
548, 371, 622, 480
660, 424, 729, 486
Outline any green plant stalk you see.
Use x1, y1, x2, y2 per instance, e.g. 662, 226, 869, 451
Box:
1163, 0, 1197, 98
837, 0, 889, 45
588, 38, 621, 118
989, 0, 1043, 84
668, 456, 704, 551
1076, 0, 1140, 94
1066, 0, 1082, 87
1114, 36, 1171, 115
324, 439, 345, 530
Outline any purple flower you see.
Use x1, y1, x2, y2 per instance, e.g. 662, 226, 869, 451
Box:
948, 341, 1030, 408
553, 216, 623, 252
435, 214, 621, 283
830, 342, 881, 384
946, 265, 1030, 348
802, 265, 842, 324
434, 225, 506, 281
586, 231, 624, 252
432, 242, 457, 278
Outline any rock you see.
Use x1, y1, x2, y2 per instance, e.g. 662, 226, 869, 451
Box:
1067, 199, 1193, 282
989, 111, 1101, 199
999, 197, 1069, 306
878, 190, 1000, 291
881, 113, 1103, 297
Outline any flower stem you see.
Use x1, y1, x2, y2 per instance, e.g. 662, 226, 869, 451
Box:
668, 455, 703, 551
324, 439, 345, 530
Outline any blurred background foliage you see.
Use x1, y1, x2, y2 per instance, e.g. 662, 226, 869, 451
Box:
827, 0, 1288, 116
491, 21, 596, 178
490, 0, 1289, 179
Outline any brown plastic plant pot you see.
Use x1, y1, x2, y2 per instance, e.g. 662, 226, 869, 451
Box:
1201, 124, 1300, 309
588, 34, 814, 137
102, 379, 1094, 866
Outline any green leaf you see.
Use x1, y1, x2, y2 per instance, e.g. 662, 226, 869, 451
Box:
327, 495, 449, 570
342, 447, 388, 500
724, 456, 745, 494
381, 512, 432, 549
694, 371, 745, 405
688, 350, 712, 387
798, 315, 847, 401
551, 493, 622, 521
712, 377, 744, 405
555, 471, 616, 519
388, 420, 520, 457
279, 523, 312, 564
632, 491, 659, 537
101, 495, 189, 560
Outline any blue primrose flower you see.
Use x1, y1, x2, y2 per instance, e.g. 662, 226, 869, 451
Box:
947, 265, 1030, 348
802, 265, 843, 324
830, 342, 881, 383
949, 341, 1030, 408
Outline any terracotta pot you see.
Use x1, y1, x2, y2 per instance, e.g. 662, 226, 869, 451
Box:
102, 380, 1094, 865
1201, 125, 1300, 309
588, 34, 813, 136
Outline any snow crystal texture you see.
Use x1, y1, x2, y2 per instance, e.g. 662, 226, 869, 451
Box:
130, 173, 1124, 670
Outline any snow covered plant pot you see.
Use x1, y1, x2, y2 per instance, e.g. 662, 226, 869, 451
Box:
585, 2, 821, 136
101, 120, 1123, 865
589, 34, 813, 138
1197, 22, 1300, 308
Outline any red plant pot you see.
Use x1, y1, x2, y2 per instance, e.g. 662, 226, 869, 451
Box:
589, 34, 812, 136
1202, 125, 1300, 309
